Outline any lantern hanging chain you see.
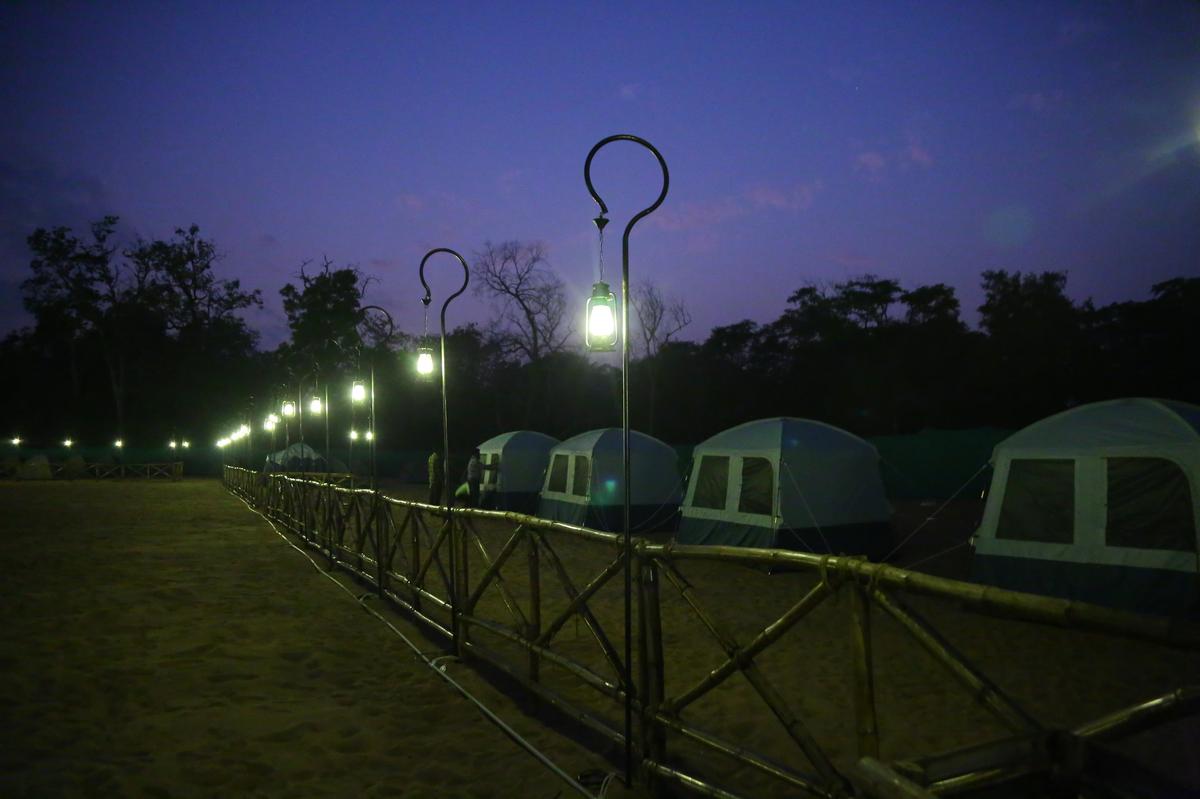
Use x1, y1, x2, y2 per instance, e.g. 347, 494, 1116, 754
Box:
422, 298, 430, 341
597, 223, 606, 283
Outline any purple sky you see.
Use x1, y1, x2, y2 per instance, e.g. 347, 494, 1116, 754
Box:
3, 1, 1198, 348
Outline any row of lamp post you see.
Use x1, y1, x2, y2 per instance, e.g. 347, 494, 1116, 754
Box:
211, 134, 666, 789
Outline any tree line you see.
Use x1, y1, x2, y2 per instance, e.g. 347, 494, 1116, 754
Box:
3, 217, 1196, 467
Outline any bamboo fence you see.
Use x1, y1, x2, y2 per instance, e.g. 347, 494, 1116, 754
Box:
223, 466, 1200, 799
6, 461, 188, 480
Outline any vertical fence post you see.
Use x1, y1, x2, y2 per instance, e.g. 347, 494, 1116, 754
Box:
375, 495, 387, 597
527, 529, 541, 688
638, 554, 667, 778
850, 579, 880, 759
410, 508, 422, 612
456, 515, 469, 659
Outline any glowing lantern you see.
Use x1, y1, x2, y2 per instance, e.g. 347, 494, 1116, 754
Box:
416, 347, 435, 378
351, 381, 367, 403
282, 401, 296, 418
585, 281, 617, 352
309, 396, 322, 415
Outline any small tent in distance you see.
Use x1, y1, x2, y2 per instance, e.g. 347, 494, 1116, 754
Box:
677, 417, 893, 560
263, 442, 337, 473
477, 430, 559, 513
538, 428, 681, 533
970, 398, 1200, 617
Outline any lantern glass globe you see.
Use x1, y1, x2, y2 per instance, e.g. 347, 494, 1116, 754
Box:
416, 348, 435, 377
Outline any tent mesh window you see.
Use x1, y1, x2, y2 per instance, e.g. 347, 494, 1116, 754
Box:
571, 455, 590, 497
547, 454, 569, 493
996, 459, 1074, 543
1106, 458, 1197, 552
738, 457, 774, 515
693, 455, 729, 509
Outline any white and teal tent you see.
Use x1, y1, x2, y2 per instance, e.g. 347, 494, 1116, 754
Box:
537, 428, 681, 533
971, 398, 1200, 617
677, 418, 892, 559
477, 430, 559, 513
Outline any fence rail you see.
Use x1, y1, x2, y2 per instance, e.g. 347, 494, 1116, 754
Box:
1, 461, 185, 480
223, 466, 1200, 799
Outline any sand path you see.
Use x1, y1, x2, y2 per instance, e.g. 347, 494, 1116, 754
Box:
0, 480, 619, 798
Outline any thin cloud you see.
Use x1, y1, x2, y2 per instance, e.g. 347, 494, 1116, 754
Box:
1056, 17, 1103, 48
855, 151, 887, 177
497, 168, 522, 195
397, 193, 425, 211
827, 251, 878, 270
653, 197, 745, 232
901, 133, 934, 169
1009, 91, 1065, 113
745, 180, 823, 211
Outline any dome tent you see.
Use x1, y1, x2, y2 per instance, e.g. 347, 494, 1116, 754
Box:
677, 417, 892, 559
537, 428, 681, 533
263, 442, 332, 473
477, 430, 559, 513
970, 398, 1200, 617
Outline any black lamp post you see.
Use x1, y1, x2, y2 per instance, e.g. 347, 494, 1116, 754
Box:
583, 134, 669, 786
281, 394, 296, 449
357, 304, 396, 491
417, 247, 470, 650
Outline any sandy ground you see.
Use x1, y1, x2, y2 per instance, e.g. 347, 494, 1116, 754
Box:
0, 480, 630, 798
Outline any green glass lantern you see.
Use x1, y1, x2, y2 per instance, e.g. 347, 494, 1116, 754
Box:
585, 281, 617, 352
416, 346, 435, 379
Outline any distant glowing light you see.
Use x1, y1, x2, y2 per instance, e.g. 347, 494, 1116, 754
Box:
238, 424, 249, 436
349, 430, 359, 441
351, 381, 367, 402
267, 413, 280, 424
10, 437, 20, 446
182, 440, 189, 448
309, 397, 322, 415
365, 430, 374, 441
114, 439, 123, 448
416, 348, 435, 377
63, 438, 73, 448
263, 420, 275, 432
169, 440, 178, 449
217, 438, 230, 448
282, 401, 296, 418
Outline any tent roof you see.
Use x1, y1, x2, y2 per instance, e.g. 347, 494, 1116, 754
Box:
479, 430, 560, 452
697, 417, 878, 458
554, 428, 674, 455
996, 398, 1200, 457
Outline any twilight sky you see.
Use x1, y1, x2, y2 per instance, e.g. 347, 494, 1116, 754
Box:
2, 1, 1198, 348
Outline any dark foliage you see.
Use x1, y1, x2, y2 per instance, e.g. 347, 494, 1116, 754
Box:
4, 221, 1196, 473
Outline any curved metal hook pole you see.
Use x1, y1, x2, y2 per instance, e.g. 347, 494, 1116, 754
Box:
357, 304, 396, 492
417, 247, 471, 652
583, 134, 669, 788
